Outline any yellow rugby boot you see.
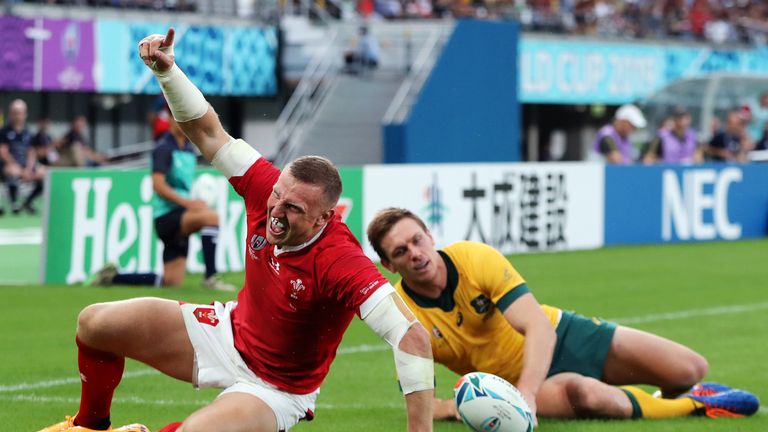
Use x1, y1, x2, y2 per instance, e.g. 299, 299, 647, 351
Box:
37, 416, 150, 432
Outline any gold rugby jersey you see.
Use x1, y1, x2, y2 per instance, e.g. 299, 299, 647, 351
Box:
395, 241, 560, 384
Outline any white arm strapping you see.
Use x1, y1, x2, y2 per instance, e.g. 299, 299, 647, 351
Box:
363, 294, 435, 394
211, 138, 261, 179
153, 63, 209, 123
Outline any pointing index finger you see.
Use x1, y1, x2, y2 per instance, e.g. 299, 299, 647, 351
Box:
162, 27, 175, 48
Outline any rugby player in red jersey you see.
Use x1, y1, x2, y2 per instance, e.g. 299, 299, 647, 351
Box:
38, 28, 434, 432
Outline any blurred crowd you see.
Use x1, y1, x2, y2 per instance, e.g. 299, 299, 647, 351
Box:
6, 0, 197, 11
0, 99, 106, 215
362, 0, 768, 45
593, 96, 768, 165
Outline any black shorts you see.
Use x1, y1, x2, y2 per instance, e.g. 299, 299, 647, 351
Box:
154, 207, 189, 262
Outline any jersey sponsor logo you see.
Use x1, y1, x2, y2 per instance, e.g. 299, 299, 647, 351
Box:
432, 325, 444, 339
193, 307, 219, 327
470, 295, 493, 315
268, 255, 280, 274
248, 234, 268, 260
360, 279, 381, 296
503, 268, 513, 282
289, 278, 306, 300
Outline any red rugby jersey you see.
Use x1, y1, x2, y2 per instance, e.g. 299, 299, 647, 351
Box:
229, 157, 387, 394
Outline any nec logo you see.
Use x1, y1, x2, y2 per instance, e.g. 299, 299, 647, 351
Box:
662, 168, 742, 241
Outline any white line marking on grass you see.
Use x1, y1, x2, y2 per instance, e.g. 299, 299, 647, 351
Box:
0, 228, 42, 245
0, 394, 209, 407
1, 394, 404, 410
0, 346, 387, 394
608, 301, 768, 325
337, 344, 389, 355
5, 301, 767, 395
0, 370, 157, 393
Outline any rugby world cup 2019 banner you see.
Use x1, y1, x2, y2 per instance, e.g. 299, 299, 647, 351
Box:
520, 38, 768, 104
96, 21, 278, 96
604, 164, 768, 245
0, 16, 96, 91
361, 163, 605, 258
42, 167, 363, 284
0, 16, 277, 96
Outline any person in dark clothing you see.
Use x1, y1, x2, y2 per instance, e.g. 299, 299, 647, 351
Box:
0, 99, 45, 215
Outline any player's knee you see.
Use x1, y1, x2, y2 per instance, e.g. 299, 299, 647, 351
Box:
680, 353, 708, 386
76, 303, 111, 344
565, 378, 606, 417
204, 209, 219, 226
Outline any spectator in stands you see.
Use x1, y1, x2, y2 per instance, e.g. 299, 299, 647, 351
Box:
345, 25, 380, 73
85, 116, 236, 292
0, 99, 45, 215
745, 91, 768, 143
56, 115, 107, 167
148, 94, 171, 140
641, 106, 702, 164
705, 109, 753, 162
31, 117, 54, 166
755, 120, 768, 151
592, 104, 647, 164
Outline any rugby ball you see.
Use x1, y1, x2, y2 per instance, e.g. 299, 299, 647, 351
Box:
454, 372, 534, 432
190, 173, 220, 208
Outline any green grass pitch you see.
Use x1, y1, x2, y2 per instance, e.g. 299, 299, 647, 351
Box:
3, 239, 767, 431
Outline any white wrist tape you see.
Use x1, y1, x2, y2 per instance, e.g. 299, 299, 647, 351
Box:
395, 349, 435, 395
363, 294, 434, 395
154, 63, 209, 122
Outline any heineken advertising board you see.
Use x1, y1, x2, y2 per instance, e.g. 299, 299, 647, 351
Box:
42, 167, 363, 284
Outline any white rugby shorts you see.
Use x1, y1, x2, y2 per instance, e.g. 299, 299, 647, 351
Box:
180, 301, 319, 431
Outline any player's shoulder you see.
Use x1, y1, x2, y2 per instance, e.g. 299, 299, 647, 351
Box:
312, 219, 370, 264
444, 240, 498, 258
444, 241, 508, 272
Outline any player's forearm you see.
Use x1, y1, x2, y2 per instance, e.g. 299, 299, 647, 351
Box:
516, 322, 555, 400
152, 174, 192, 207
153, 65, 230, 161
405, 389, 434, 432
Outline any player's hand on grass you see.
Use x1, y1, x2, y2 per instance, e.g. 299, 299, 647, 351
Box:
138, 27, 176, 73
521, 391, 539, 427
433, 398, 461, 421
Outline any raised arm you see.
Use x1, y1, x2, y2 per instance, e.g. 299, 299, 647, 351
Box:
138, 28, 231, 161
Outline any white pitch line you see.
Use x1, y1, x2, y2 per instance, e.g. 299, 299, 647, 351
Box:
3, 301, 768, 395
608, 301, 768, 325
0, 370, 156, 393
0, 228, 42, 245
337, 343, 389, 355
0, 394, 403, 410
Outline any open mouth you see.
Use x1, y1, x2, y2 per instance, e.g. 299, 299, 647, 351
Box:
269, 216, 287, 237
413, 260, 429, 272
